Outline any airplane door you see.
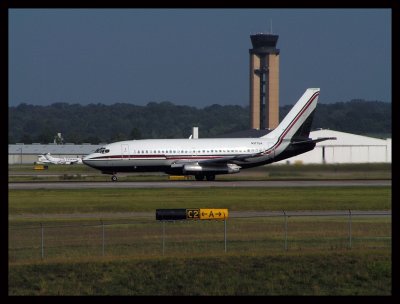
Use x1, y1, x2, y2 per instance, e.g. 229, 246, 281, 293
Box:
121, 144, 130, 160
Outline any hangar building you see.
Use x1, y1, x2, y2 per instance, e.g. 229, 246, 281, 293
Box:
275, 129, 392, 164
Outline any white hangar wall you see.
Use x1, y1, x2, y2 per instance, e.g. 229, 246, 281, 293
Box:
275, 129, 391, 164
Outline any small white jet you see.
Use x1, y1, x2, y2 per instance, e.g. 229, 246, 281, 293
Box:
83, 88, 335, 181
36, 154, 52, 164
43, 153, 83, 165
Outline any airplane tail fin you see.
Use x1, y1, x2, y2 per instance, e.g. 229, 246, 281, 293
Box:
262, 88, 320, 141
44, 153, 52, 160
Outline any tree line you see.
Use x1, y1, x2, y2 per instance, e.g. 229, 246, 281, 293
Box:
9, 99, 391, 144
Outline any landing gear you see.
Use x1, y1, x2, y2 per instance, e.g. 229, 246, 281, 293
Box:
194, 174, 216, 181
111, 175, 118, 182
195, 174, 205, 181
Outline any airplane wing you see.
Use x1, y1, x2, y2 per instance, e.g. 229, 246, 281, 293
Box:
197, 153, 261, 164
171, 153, 261, 167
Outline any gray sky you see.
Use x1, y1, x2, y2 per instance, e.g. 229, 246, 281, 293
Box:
9, 9, 391, 107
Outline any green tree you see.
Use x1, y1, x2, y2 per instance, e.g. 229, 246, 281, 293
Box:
130, 127, 142, 140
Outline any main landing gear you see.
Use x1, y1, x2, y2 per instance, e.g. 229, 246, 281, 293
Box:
194, 174, 215, 181
102, 171, 118, 182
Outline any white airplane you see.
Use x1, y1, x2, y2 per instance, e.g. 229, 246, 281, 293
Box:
36, 154, 52, 164
43, 153, 83, 165
83, 88, 336, 181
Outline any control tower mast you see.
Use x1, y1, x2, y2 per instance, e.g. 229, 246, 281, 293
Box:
249, 33, 280, 129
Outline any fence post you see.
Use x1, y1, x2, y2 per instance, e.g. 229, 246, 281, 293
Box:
224, 217, 227, 253
40, 223, 44, 259
162, 221, 165, 256
348, 209, 352, 249
101, 219, 105, 256
283, 211, 288, 251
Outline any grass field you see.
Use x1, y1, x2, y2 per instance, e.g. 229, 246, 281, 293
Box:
8, 163, 392, 295
9, 215, 391, 262
8, 187, 391, 216
9, 250, 391, 295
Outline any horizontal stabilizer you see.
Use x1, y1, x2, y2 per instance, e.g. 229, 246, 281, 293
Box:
291, 137, 337, 145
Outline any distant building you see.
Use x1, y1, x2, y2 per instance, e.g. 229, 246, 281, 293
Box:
275, 129, 391, 164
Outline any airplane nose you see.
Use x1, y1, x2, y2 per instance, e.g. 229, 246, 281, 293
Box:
82, 155, 92, 165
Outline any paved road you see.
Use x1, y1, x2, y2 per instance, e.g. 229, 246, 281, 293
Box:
9, 210, 391, 222
9, 179, 391, 190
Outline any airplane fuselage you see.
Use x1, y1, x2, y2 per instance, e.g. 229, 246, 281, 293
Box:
83, 137, 315, 175
83, 88, 330, 181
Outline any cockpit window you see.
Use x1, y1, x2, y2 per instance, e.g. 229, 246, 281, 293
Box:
94, 147, 108, 154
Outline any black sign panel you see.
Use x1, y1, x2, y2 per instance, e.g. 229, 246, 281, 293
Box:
156, 209, 186, 221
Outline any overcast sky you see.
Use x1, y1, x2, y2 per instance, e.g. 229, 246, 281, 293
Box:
9, 8, 391, 107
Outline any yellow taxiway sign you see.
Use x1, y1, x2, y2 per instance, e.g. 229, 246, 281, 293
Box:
199, 209, 228, 220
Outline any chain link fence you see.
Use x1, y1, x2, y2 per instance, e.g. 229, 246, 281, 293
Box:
9, 211, 391, 262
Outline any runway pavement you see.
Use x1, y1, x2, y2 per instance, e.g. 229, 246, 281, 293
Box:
9, 179, 391, 190
8, 210, 391, 221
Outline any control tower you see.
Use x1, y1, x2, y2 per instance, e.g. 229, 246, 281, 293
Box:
249, 33, 280, 129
